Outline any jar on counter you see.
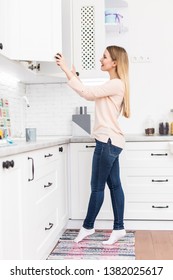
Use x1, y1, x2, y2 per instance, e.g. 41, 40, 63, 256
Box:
144, 117, 155, 136
159, 122, 169, 135
170, 122, 173, 135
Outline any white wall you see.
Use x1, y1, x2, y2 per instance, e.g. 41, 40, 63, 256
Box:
121, 0, 173, 134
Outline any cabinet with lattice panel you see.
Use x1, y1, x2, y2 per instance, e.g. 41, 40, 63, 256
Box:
72, 0, 129, 79
72, 0, 105, 79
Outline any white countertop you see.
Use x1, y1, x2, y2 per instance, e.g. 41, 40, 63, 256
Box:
0, 136, 70, 158
0, 134, 173, 158
125, 134, 173, 142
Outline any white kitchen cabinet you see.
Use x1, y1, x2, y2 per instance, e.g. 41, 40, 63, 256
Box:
0, 0, 62, 62
72, 0, 129, 78
22, 144, 68, 259
69, 140, 173, 224
120, 141, 173, 220
0, 143, 68, 260
0, 0, 17, 58
0, 1, 6, 52
0, 153, 26, 260
69, 142, 113, 220
72, 0, 105, 79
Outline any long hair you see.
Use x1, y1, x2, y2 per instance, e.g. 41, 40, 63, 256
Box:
107, 45, 130, 118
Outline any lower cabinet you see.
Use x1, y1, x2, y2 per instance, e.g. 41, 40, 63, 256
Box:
1, 140, 173, 259
0, 153, 25, 260
22, 144, 68, 260
0, 144, 68, 260
69, 142, 113, 220
121, 141, 173, 220
69, 141, 173, 223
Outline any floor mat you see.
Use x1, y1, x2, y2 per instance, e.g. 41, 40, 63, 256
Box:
48, 229, 135, 260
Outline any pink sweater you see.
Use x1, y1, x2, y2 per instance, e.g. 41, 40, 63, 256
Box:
68, 76, 125, 148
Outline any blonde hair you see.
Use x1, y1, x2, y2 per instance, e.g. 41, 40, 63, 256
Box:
107, 45, 130, 118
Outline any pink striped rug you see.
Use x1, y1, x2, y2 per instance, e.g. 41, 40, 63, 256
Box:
48, 229, 135, 260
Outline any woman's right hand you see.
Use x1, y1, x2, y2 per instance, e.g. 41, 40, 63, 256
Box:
54, 53, 76, 80
54, 53, 68, 72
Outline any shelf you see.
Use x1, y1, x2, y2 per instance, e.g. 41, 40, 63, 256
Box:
105, 0, 128, 8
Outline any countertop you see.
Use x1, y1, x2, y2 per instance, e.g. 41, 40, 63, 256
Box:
0, 134, 173, 158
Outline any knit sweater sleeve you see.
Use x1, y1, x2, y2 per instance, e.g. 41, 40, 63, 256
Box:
67, 76, 124, 101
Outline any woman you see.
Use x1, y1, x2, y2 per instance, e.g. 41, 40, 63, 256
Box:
55, 45, 130, 245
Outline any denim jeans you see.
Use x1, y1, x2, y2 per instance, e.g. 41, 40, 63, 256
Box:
83, 138, 125, 230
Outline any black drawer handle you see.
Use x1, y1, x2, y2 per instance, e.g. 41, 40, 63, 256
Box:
151, 153, 168, 156
0, 43, 3, 50
152, 205, 169, 209
59, 146, 63, 152
152, 179, 168, 183
86, 145, 96, 148
44, 153, 53, 158
45, 222, 54, 230
44, 182, 53, 188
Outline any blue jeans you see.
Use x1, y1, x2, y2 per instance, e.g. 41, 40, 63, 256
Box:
83, 138, 125, 230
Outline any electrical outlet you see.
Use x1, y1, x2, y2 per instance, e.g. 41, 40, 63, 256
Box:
131, 56, 151, 63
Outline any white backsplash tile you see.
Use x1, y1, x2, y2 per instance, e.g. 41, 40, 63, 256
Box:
25, 83, 95, 136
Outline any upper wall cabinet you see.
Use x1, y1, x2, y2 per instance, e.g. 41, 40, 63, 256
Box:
72, 0, 129, 79
0, 0, 128, 81
72, 0, 105, 79
0, 0, 62, 62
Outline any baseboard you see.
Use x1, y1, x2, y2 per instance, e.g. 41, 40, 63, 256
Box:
67, 219, 173, 230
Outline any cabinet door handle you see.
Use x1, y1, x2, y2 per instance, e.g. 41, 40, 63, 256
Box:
45, 222, 54, 230
44, 182, 53, 188
151, 153, 168, 156
28, 157, 34, 181
2, 160, 14, 169
152, 205, 169, 209
86, 145, 96, 148
44, 153, 53, 158
0, 43, 3, 50
152, 179, 168, 183
59, 146, 63, 152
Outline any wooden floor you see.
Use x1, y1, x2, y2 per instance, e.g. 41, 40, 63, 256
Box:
135, 230, 173, 260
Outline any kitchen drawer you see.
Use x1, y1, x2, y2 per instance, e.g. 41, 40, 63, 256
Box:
27, 146, 60, 170
120, 142, 173, 168
34, 159, 59, 181
126, 193, 173, 202
124, 201, 173, 220
122, 168, 173, 194
32, 170, 57, 203
26, 160, 58, 202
